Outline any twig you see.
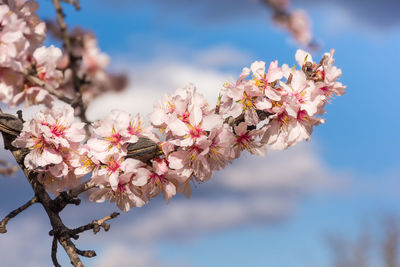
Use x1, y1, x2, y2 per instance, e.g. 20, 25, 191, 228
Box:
0, 196, 38, 233
51, 180, 95, 213
0, 165, 19, 176
51, 236, 61, 267
67, 180, 96, 198
60, 0, 80, 10
59, 237, 84, 267
71, 212, 120, 235
75, 248, 96, 258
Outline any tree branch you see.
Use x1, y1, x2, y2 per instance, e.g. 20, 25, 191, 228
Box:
71, 212, 120, 235
75, 248, 96, 258
51, 236, 61, 267
0, 196, 38, 233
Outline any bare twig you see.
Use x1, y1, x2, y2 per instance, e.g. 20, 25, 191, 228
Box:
51, 236, 61, 267
0, 165, 19, 176
0, 196, 38, 233
51, 180, 96, 213
60, 0, 80, 10
59, 237, 84, 267
71, 212, 120, 235
75, 248, 96, 258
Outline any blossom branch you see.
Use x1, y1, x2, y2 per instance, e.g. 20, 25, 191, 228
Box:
0, 113, 120, 267
0, 196, 38, 233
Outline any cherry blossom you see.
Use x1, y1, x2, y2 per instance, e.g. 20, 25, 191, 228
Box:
5, 46, 345, 210
89, 157, 150, 212
11, 105, 85, 193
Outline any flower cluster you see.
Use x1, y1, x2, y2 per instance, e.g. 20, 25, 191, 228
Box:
12, 105, 85, 193
11, 49, 345, 212
0, 1, 126, 109
0, 0, 53, 106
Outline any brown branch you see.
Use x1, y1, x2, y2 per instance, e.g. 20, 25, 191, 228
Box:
0, 196, 38, 233
0, 165, 19, 176
71, 212, 120, 235
0, 112, 95, 267
51, 236, 61, 267
52, 180, 96, 213
67, 180, 96, 199
59, 237, 84, 267
75, 248, 96, 258
60, 0, 80, 10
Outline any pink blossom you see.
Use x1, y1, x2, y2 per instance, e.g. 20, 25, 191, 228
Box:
89, 110, 154, 161
142, 159, 178, 204
233, 122, 266, 157
89, 157, 150, 212
12, 105, 85, 193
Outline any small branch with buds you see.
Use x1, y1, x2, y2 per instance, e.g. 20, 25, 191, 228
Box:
70, 212, 120, 236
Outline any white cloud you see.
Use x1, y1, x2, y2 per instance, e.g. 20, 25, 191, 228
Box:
193, 44, 253, 68
0, 214, 51, 267
87, 60, 231, 121
113, 143, 348, 244
96, 244, 163, 267
215, 144, 346, 192
87, 43, 252, 120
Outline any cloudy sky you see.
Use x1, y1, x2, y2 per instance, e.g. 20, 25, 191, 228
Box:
0, 0, 400, 266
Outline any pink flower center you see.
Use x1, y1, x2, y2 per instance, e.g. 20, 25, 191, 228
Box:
106, 132, 122, 147
50, 124, 65, 137
128, 126, 139, 136
112, 182, 127, 197
189, 126, 203, 139
150, 173, 166, 185
297, 110, 308, 122
32, 136, 47, 151
236, 133, 251, 145
38, 71, 46, 80
117, 182, 126, 192
180, 111, 190, 123
277, 112, 289, 126
107, 158, 121, 173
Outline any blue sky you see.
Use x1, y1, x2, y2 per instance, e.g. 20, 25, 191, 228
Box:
1, 0, 400, 266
